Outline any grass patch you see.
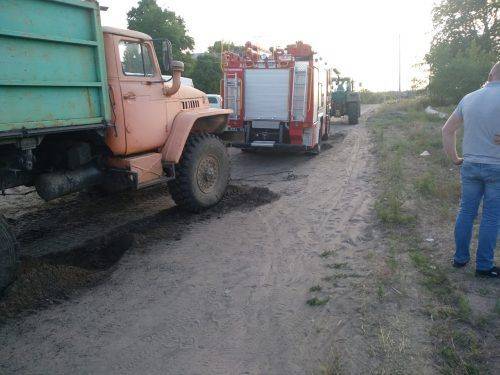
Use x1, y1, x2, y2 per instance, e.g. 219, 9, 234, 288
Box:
414, 172, 438, 196
477, 287, 489, 296
375, 197, 416, 225
320, 250, 335, 258
319, 351, 344, 375
326, 262, 348, 270
457, 295, 473, 321
307, 297, 329, 306
309, 285, 322, 292
437, 328, 482, 375
377, 283, 385, 300
386, 242, 398, 273
373, 126, 416, 225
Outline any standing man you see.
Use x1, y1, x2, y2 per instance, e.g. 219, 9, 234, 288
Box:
442, 61, 500, 278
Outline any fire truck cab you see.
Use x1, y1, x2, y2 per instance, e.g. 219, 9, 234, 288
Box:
222, 41, 331, 153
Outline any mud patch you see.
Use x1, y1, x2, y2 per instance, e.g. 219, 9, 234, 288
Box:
0, 235, 134, 320
0, 185, 278, 321
42, 234, 134, 271
216, 185, 279, 212
330, 132, 347, 142
0, 258, 102, 321
321, 142, 333, 151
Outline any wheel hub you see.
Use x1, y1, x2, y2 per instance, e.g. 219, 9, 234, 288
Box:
196, 155, 219, 193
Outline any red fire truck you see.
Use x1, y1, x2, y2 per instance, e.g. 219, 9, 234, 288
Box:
222, 41, 331, 153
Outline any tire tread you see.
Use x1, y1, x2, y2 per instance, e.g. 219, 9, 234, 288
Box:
168, 133, 229, 212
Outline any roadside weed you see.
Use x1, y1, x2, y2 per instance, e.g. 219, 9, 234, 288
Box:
307, 297, 329, 306
309, 285, 322, 292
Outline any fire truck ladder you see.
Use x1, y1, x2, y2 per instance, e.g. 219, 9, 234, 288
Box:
292, 63, 308, 122
224, 73, 240, 120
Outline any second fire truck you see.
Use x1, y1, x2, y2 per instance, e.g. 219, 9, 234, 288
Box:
222, 42, 331, 153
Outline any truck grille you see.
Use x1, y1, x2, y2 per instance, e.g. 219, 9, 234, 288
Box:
181, 100, 200, 109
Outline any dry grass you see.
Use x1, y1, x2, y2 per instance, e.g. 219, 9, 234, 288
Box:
369, 99, 498, 374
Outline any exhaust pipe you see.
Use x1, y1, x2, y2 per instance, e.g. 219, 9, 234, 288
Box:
35, 165, 103, 201
163, 61, 185, 96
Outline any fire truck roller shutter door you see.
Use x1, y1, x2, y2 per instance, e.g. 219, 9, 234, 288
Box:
244, 69, 290, 121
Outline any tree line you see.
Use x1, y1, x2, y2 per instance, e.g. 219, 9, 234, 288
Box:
425, 0, 498, 104
126, 0, 241, 94
127, 0, 498, 103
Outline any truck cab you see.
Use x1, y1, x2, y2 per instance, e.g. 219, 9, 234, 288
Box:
0, 0, 232, 294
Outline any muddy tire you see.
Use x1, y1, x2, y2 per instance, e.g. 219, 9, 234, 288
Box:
168, 133, 230, 212
0, 215, 19, 295
347, 103, 359, 125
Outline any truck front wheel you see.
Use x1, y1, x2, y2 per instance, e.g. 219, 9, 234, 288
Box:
168, 133, 230, 212
0, 215, 19, 295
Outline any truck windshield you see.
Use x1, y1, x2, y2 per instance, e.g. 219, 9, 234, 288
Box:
119, 41, 155, 77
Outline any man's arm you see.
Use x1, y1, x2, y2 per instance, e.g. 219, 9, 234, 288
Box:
442, 111, 463, 165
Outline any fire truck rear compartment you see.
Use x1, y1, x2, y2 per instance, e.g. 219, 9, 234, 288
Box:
222, 41, 330, 152
230, 121, 310, 151
248, 121, 289, 143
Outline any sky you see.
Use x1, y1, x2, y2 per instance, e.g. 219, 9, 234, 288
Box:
100, 0, 435, 92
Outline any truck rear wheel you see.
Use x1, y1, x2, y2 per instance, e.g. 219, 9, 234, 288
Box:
347, 103, 359, 125
309, 129, 322, 155
0, 215, 19, 295
168, 133, 230, 212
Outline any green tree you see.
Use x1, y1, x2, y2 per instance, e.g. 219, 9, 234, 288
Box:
431, 0, 498, 54
127, 0, 194, 73
190, 54, 221, 94
189, 41, 245, 93
208, 41, 245, 55
428, 42, 495, 104
425, 0, 498, 104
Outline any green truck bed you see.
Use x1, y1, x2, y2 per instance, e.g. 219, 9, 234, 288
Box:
0, 0, 110, 137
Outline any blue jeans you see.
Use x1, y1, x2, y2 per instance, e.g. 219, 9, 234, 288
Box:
454, 162, 500, 270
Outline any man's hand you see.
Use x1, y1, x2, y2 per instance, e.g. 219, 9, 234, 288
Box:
442, 111, 463, 164
495, 134, 500, 145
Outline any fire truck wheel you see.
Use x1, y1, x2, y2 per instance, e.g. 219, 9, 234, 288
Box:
0, 215, 19, 295
321, 120, 330, 141
168, 133, 230, 212
309, 130, 322, 155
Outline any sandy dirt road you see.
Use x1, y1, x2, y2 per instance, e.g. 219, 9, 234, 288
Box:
0, 106, 401, 374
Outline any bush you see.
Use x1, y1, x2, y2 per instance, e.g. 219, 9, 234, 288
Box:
427, 42, 495, 105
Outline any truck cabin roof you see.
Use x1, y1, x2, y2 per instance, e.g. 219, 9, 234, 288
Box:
102, 26, 152, 41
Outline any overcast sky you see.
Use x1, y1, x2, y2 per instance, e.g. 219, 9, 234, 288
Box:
100, 0, 435, 92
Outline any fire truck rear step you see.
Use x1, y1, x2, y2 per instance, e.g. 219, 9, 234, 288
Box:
250, 141, 275, 147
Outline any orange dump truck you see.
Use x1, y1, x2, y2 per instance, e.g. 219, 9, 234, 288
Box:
0, 0, 231, 293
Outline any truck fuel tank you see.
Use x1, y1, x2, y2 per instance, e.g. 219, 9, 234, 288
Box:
35, 165, 103, 201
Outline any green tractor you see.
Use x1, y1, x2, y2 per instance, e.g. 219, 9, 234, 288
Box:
330, 71, 361, 125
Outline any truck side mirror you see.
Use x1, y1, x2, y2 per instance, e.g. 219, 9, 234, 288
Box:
162, 40, 173, 72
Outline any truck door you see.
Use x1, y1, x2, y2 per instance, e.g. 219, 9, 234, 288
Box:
118, 39, 168, 155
